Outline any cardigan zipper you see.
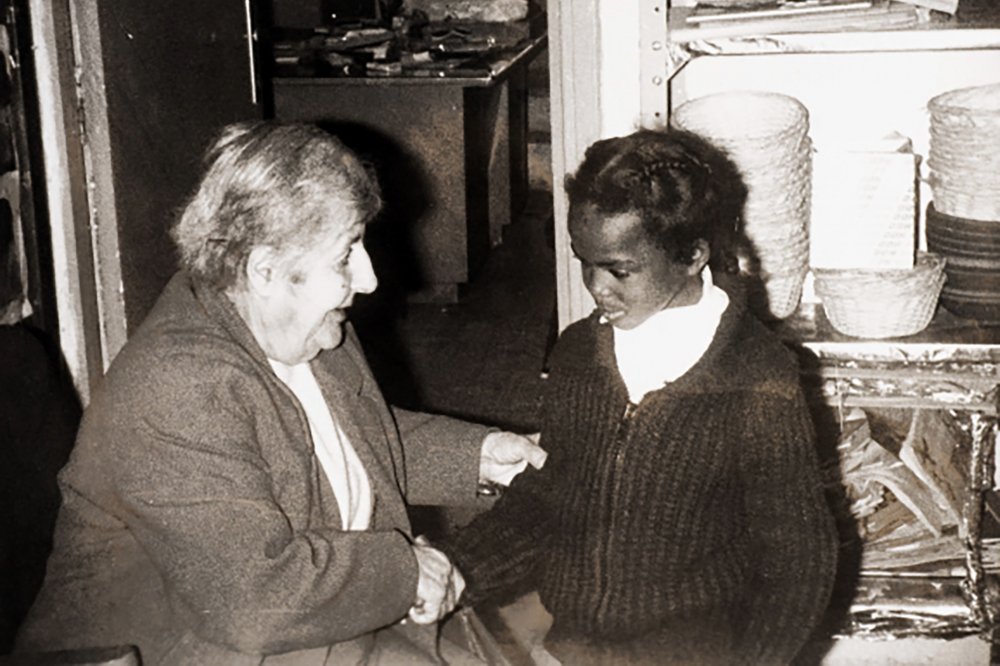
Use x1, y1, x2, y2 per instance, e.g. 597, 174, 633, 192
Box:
595, 400, 638, 625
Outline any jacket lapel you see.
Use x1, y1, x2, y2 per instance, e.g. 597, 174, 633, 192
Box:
311, 329, 407, 528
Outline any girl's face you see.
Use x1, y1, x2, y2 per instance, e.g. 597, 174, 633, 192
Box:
569, 204, 704, 330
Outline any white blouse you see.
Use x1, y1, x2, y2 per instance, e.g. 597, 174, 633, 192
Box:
612, 268, 730, 404
268, 359, 374, 531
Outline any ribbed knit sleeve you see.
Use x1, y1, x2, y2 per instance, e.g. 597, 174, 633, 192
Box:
736, 385, 838, 665
441, 321, 602, 606
440, 460, 557, 606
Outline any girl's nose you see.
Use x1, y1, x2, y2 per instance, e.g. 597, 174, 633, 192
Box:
583, 266, 609, 298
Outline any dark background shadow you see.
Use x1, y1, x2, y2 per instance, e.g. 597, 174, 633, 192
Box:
0, 324, 81, 653
317, 120, 430, 410
791, 348, 866, 664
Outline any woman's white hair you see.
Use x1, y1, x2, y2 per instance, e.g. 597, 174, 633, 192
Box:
171, 121, 381, 290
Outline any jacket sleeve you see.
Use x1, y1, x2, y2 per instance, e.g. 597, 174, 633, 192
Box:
390, 407, 492, 507
736, 385, 838, 665
439, 451, 558, 606
107, 362, 419, 656
438, 367, 570, 606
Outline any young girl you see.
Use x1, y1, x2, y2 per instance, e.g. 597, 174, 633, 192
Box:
444, 128, 838, 665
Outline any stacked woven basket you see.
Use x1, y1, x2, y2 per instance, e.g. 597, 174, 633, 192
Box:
926, 82, 1000, 322
672, 91, 811, 319
812, 253, 945, 339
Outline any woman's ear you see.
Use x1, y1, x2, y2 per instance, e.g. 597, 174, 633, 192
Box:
245, 246, 278, 295
687, 239, 710, 276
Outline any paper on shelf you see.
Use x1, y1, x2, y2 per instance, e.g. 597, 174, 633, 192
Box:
810, 135, 918, 270
896, 0, 959, 16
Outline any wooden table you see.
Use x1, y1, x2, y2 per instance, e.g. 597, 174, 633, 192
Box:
272, 35, 546, 302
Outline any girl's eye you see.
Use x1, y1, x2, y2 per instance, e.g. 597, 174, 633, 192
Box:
609, 269, 631, 280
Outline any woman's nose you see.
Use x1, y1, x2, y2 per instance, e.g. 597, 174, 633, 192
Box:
351, 246, 378, 294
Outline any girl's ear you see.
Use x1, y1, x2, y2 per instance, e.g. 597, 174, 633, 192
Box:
687, 239, 710, 276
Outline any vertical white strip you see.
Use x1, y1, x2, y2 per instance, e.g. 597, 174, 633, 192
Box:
598, 0, 642, 138
549, 0, 603, 331
243, 0, 258, 105
28, 0, 95, 401
72, 0, 128, 368
638, 0, 669, 129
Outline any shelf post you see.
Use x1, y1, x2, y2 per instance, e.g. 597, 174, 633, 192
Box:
639, 0, 669, 128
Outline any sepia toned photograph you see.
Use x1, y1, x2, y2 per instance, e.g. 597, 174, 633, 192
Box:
2, 1, 1000, 664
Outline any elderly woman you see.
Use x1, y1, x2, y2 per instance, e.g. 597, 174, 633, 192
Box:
16, 121, 544, 665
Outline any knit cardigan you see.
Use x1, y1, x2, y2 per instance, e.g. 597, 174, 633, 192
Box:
17, 273, 489, 665
445, 291, 838, 665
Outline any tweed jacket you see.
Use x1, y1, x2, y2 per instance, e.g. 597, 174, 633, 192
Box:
446, 288, 838, 665
17, 272, 490, 664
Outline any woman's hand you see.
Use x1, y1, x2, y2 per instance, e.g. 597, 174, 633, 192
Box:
480, 431, 546, 487
408, 536, 466, 625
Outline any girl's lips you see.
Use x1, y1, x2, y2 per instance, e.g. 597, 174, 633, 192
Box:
598, 307, 625, 323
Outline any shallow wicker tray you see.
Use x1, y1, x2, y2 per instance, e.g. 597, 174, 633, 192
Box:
813, 253, 946, 339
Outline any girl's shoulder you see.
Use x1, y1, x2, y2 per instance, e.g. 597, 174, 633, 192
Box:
701, 307, 802, 398
550, 312, 609, 365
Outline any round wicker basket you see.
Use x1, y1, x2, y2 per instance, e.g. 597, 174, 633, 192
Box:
672, 90, 812, 319
812, 253, 946, 339
672, 91, 809, 145
928, 83, 1000, 221
763, 268, 809, 320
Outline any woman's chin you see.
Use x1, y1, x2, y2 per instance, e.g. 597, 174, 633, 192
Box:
315, 316, 347, 351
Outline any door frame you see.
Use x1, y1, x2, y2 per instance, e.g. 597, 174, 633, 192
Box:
28, 0, 120, 403
547, 0, 664, 330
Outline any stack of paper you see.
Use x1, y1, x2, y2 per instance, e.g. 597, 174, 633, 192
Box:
685, 0, 876, 25
668, 0, 921, 42
810, 133, 918, 271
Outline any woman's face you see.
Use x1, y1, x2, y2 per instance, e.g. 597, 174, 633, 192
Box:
252, 222, 377, 364
569, 204, 701, 330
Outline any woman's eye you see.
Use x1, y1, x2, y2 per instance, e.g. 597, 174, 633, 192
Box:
610, 269, 631, 280
335, 245, 356, 268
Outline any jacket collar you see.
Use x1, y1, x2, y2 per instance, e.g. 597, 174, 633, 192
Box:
189, 274, 368, 398
187, 273, 398, 525
592, 272, 751, 397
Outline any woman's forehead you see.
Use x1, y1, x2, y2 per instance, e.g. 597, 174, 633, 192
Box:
317, 219, 365, 246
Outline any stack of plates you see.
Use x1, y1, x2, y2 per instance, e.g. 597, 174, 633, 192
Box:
926, 83, 1000, 322
672, 90, 811, 319
926, 203, 1000, 322
928, 83, 1000, 222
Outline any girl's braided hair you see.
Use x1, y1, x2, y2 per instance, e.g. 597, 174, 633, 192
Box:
565, 128, 749, 274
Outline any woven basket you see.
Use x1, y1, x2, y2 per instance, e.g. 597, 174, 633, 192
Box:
673, 90, 812, 322
812, 253, 946, 339
757, 235, 810, 274
929, 83, 1000, 128
927, 83, 1000, 221
673, 91, 809, 145
763, 267, 808, 320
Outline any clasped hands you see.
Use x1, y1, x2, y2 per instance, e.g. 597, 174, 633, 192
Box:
407, 430, 546, 624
